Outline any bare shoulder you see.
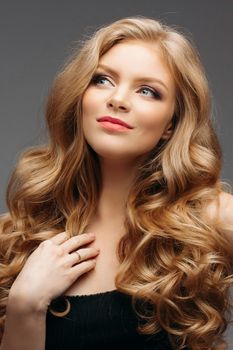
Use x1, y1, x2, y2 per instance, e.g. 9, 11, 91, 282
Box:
205, 191, 233, 246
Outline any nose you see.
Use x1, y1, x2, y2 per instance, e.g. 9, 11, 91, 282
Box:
106, 90, 130, 113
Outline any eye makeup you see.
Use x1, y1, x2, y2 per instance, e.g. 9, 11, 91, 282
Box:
91, 73, 163, 100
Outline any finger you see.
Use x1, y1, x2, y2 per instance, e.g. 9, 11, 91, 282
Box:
71, 258, 97, 277
68, 247, 100, 265
49, 231, 69, 245
62, 233, 96, 253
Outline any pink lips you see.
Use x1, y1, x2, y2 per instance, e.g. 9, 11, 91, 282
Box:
97, 116, 133, 129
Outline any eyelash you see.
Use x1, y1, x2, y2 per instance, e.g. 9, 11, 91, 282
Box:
91, 74, 162, 100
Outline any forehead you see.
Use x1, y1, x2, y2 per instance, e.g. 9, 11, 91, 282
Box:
98, 40, 174, 89
101, 39, 163, 59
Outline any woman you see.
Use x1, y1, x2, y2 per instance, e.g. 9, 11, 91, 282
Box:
0, 16, 233, 350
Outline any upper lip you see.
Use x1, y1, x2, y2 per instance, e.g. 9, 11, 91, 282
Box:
97, 116, 133, 129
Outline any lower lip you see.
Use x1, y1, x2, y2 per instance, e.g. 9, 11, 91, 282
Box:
98, 121, 131, 131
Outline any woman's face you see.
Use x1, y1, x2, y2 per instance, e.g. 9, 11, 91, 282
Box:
82, 40, 176, 162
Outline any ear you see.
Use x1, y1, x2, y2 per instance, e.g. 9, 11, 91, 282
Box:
161, 120, 174, 140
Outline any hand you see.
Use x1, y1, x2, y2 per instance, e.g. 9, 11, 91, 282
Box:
9, 232, 100, 311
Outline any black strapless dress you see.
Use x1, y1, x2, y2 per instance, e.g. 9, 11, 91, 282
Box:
45, 289, 174, 350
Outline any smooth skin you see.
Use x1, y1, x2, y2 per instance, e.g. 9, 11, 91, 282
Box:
9, 232, 100, 310
1, 232, 100, 350
82, 40, 176, 162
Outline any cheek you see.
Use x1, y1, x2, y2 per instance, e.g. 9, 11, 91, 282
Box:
137, 104, 173, 133
82, 89, 98, 115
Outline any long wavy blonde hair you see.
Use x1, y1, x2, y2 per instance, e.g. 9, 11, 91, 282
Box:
0, 16, 233, 350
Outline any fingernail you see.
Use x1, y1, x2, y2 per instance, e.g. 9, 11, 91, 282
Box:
88, 232, 95, 238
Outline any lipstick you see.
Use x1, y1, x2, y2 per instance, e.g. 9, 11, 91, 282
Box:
97, 116, 133, 131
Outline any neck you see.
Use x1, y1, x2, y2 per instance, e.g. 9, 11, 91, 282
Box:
95, 157, 140, 222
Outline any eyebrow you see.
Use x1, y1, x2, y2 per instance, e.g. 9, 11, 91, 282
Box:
96, 63, 169, 92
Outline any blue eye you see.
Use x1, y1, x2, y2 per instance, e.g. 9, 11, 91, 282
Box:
139, 87, 162, 99
91, 74, 110, 85
91, 74, 162, 100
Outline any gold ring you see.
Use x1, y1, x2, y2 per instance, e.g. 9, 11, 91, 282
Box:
74, 251, 81, 262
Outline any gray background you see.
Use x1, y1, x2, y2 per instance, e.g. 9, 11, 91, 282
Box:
0, 0, 233, 346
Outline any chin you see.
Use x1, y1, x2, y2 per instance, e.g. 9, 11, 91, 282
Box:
88, 145, 150, 164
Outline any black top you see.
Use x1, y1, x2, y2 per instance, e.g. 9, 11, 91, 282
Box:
45, 289, 173, 350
